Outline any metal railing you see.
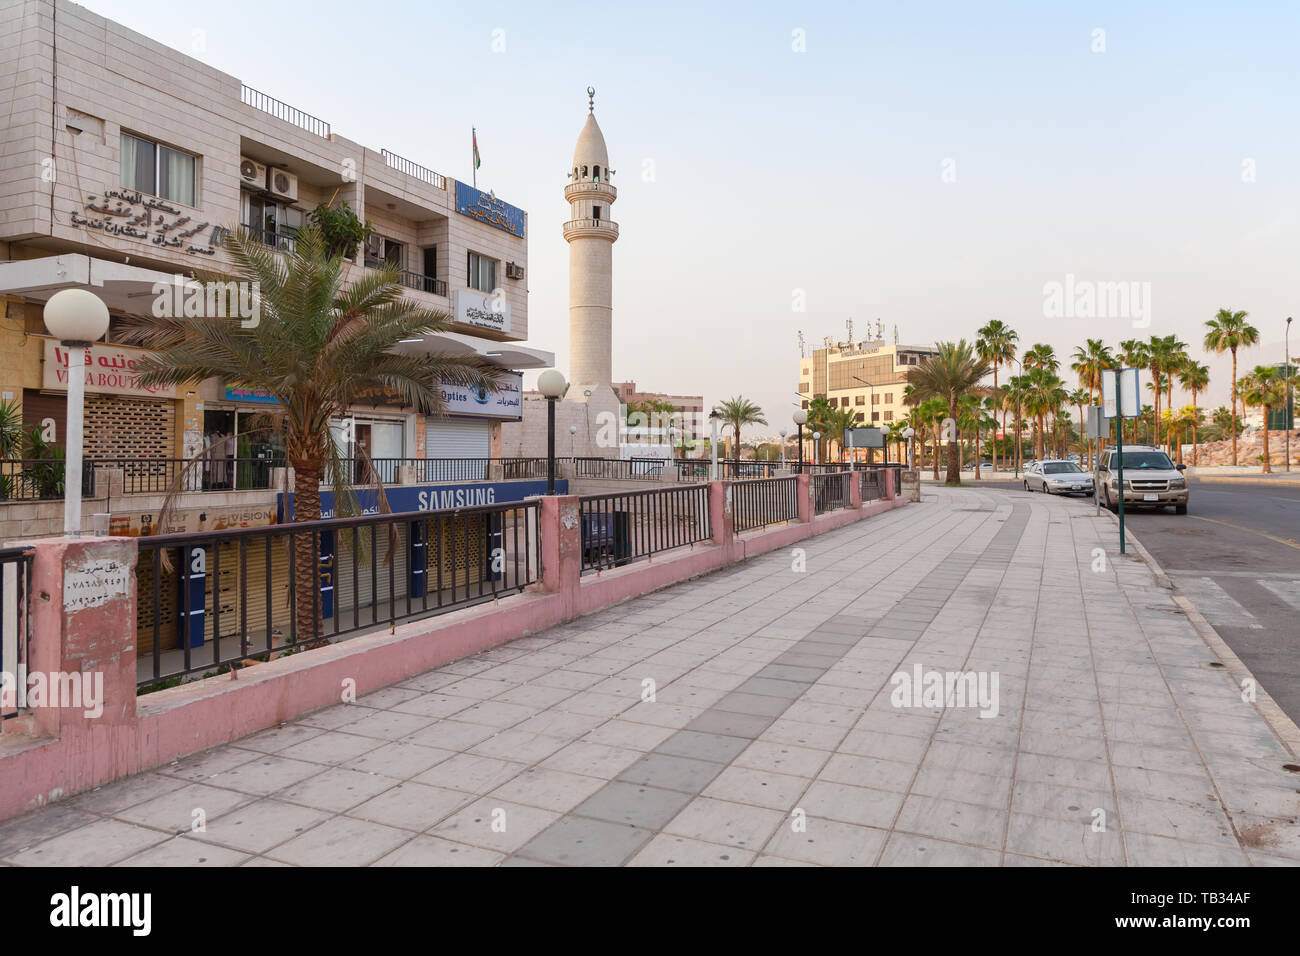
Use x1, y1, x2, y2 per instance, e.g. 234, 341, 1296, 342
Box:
363, 258, 447, 296
572, 457, 671, 479
136, 500, 540, 688
380, 149, 447, 190
242, 223, 298, 254
0, 460, 95, 501
0, 547, 33, 719
578, 485, 710, 574
732, 476, 799, 533
241, 84, 331, 138
858, 466, 885, 502
813, 471, 851, 514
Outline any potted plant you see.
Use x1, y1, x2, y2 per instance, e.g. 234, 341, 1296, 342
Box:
309, 199, 372, 260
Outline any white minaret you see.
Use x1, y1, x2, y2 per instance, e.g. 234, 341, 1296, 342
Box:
563, 87, 618, 399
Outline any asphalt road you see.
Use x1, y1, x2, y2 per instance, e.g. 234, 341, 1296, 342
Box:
967, 474, 1300, 726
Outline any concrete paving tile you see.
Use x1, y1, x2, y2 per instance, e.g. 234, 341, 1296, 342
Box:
159, 746, 261, 782
118, 835, 251, 867
1005, 812, 1126, 866
347, 782, 474, 831
702, 766, 811, 810
687, 709, 775, 739
820, 754, 915, 793
1011, 780, 1118, 827
572, 781, 693, 829
539, 741, 642, 779
911, 766, 1013, 808
800, 781, 905, 829
346, 710, 438, 741
513, 815, 654, 865
1013, 752, 1114, 791
626, 834, 755, 866
617, 752, 727, 794
427, 799, 561, 854
1116, 794, 1237, 846
413, 754, 528, 794
68, 773, 188, 815
116, 781, 256, 832
489, 768, 609, 813
191, 798, 330, 853
761, 817, 887, 866
662, 796, 785, 851
233, 723, 326, 754
733, 740, 831, 778
278, 768, 399, 812
204, 755, 325, 796
469, 730, 569, 763
583, 719, 677, 751
372, 835, 505, 867
8, 819, 170, 866
389, 692, 479, 719
879, 832, 1001, 867
1123, 830, 1250, 866
895, 794, 1007, 848
656, 729, 752, 765
404, 719, 499, 751
268, 815, 413, 865
278, 730, 383, 766
342, 741, 456, 779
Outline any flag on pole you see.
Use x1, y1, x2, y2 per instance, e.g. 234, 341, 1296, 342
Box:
473, 129, 481, 170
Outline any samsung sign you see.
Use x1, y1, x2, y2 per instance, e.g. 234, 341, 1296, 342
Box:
279, 479, 564, 520
442, 371, 522, 420
454, 288, 510, 334
455, 182, 526, 238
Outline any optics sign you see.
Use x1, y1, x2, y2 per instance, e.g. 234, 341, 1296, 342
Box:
440, 371, 523, 420
454, 182, 525, 238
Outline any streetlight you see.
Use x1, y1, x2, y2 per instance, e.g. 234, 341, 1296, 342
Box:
901, 426, 915, 469
812, 431, 821, 467
44, 289, 110, 536
792, 408, 808, 474
709, 410, 720, 480
537, 370, 566, 494
779, 428, 788, 470
569, 423, 577, 458
1287, 316, 1293, 473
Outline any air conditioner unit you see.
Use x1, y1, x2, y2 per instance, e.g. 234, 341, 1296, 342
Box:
266, 167, 298, 202
239, 157, 267, 190
505, 262, 525, 280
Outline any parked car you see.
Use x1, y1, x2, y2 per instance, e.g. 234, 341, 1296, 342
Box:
1096, 445, 1188, 514
1023, 460, 1095, 496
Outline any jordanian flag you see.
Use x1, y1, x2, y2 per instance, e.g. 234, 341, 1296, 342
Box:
473, 129, 481, 170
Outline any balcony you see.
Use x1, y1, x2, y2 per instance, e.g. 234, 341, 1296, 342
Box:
243, 223, 298, 254
364, 258, 447, 297
562, 218, 619, 241
564, 180, 617, 202
379, 149, 447, 190
240, 84, 331, 139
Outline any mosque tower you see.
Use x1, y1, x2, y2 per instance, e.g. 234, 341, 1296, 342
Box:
563, 87, 619, 401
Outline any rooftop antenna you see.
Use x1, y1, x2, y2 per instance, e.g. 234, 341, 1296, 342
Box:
587, 86, 595, 113
847, 318, 854, 344
797, 330, 805, 357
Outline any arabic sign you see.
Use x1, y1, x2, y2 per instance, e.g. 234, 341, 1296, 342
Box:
224, 385, 280, 405
69, 188, 222, 256
440, 371, 522, 420
43, 340, 177, 399
454, 182, 526, 238
453, 288, 510, 334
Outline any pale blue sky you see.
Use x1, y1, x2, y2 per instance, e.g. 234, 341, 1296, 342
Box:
80, 0, 1300, 426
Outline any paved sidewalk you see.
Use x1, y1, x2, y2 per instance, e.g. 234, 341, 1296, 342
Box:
2, 486, 1298, 866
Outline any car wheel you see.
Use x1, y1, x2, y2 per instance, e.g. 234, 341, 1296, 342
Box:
1023, 481, 1030, 492
1175, 503, 1187, 515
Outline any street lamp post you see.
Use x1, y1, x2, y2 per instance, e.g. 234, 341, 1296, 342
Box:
812, 431, 821, 468
1287, 316, 1293, 473
779, 428, 788, 470
43, 289, 110, 536
537, 370, 566, 495
902, 426, 915, 470
709, 410, 720, 481
792, 408, 808, 474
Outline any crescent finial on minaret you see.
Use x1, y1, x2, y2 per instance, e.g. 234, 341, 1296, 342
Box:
587, 86, 595, 112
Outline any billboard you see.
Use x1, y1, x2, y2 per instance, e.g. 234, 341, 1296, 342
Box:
454, 182, 526, 238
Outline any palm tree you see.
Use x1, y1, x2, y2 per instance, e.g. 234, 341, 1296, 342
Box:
1068, 387, 1090, 461
712, 396, 767, 461
976, 320, 1018, 475
1211, 405, 1241, 445
1161, 405, 1198, 466
1001, 374, 1028, 474
1144, 333, 1187, 449
905, 341, 991, 484
126, 225, 500, 645
916, 397, 948, 480
1022, 367, 1068, 462
1177, 361, 1210, 464
823, 406, 858, 462
1023, 343, 1059, 373
1204, 309, 1260, 465
1239, 365, 1287, 473
1117, 339, 1151, 442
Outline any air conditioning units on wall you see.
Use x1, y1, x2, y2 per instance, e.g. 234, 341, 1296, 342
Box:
266, 167, 298, 202
505, 262, 525, 280
239, 156, 267, 190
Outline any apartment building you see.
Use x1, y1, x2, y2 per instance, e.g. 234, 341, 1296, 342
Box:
797, 335, 938, 431
613, 381, 705, 441
0, 0, 550, 475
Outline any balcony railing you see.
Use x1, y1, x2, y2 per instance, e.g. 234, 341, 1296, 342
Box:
243, 223, 298, 254
0, 460, 95, 501
363, 258, 447, 297
380, 149, 447, 190
240, 84, 331, 139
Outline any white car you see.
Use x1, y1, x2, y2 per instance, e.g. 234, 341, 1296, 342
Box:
1024, 460, 1094, 496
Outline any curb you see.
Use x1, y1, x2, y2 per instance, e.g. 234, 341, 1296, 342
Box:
1098, 505, 1172, 590
1115, 517, 1300, 761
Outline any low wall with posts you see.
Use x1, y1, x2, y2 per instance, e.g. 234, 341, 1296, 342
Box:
0, 471, 904, 822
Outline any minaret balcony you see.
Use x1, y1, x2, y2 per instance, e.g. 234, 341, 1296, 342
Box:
563, 218, 619, 241
564, 180, 617, 202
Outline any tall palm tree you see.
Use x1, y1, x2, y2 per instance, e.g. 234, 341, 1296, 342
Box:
1204, 309, 1260, 465
1239, 365, 1287, 473
1071, 339, 1114, 467
1144, 333, 1187, 448
126, 225, 500, 645
1177, 361, 1210, 464
1022, 343, 1059, 373
712, 396, 767, 461
916, 397, 949, 480
1021, 367, 1068, 462
905, 341, 991, 484
976, 320, 1018, 475
1002, 374, 1029, 474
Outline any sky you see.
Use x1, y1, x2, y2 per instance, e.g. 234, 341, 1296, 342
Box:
79, 0, 1300, 436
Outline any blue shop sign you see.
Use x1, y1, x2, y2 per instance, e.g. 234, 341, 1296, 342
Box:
277, 479, 564, 522
455, 182, 526, 238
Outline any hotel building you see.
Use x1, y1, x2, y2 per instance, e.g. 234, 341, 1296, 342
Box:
797, 334, 938, 432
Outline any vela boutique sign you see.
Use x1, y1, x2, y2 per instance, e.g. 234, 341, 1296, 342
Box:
69, 188, 222, 256
43, 341, 177, 400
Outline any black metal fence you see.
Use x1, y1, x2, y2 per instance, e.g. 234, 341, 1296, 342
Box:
0, 460, 95, 501
578, 485, 710, 574
858, 465, 895, 502
813, 471, 851, 514
732, 476, 799, 533
572, 457, 671, 479
0, 547, 33, 720
136, 500, 540, 688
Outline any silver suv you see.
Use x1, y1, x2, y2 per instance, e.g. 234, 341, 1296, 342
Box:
1097, 445, 1189, 514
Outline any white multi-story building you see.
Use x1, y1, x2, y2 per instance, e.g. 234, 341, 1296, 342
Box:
0, 0, 553, 471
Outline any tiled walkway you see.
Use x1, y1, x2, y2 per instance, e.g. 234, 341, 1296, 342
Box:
3, 486, 1298, 866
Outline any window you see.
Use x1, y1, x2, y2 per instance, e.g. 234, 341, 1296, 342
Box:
120, 132, 196, 206
885, 392, 894, 403
884, 411, 893, 421
593, 165, 601, 181
872, 394, 880, 404
467, 251, 497, 292
801, 400, 809, 410
244, 195, 302, 249
872, 412, 880, 422
855, 395, 865, 406
592, 205, 601, 220
855, 413, 864, 423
